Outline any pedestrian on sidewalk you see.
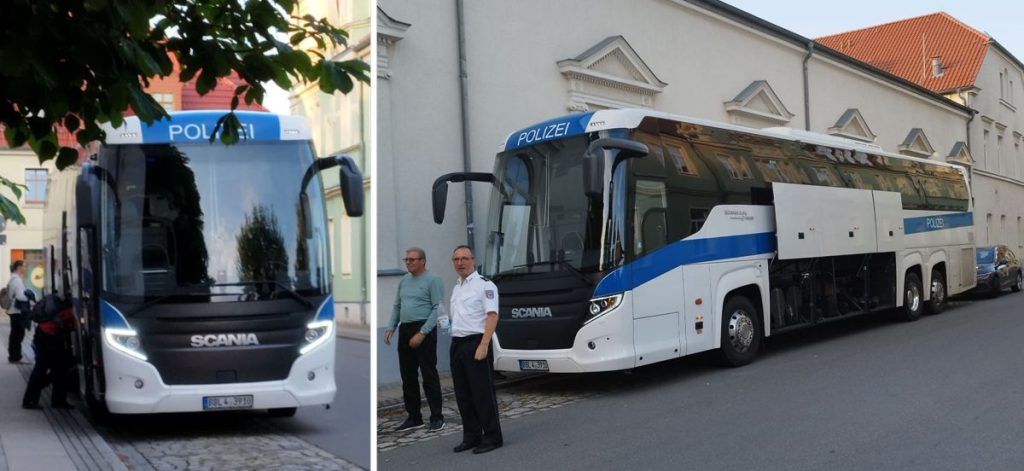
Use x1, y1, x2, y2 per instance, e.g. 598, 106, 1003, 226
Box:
6, 260, 31, 364
448, 245, 503, 455
384, 247, 446, 433
22, 294, 74, 410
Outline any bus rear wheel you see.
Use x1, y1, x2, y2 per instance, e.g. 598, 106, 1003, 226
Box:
719, 295, 762, 367
899, 272, 923, 322
925, 269, 946, 315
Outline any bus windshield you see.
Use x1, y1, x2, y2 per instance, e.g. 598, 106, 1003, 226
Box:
483, 135, 628, 279
98, 141, 330, 306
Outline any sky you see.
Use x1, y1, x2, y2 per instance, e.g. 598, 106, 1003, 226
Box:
722, 1, 1024, 59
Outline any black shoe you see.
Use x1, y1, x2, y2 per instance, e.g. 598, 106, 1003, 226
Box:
428, 417, 446, 432
473, 442, 503, 454
22, 402, 42, 410
394, 418, 425, 432
453, 441, 479, 453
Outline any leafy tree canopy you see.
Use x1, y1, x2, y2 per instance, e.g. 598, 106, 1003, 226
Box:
0, 0, 370, 223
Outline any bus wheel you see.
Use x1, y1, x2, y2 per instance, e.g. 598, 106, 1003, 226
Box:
925, 269, 946, 315
268, 407, 298, 418
900, 272, 923, 322
719, 295, 761, 367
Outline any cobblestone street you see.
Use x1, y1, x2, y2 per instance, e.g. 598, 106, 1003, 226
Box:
99, 414, 362, 471
377, 374, 614, 452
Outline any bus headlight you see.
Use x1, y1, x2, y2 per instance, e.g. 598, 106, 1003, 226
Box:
586, 294, 623, 324
104, 328, 148, 361
300, 320, 334, 355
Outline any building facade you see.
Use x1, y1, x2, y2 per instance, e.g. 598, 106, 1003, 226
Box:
291, 0, 373, 333
376, 0, 974, 382
819, 12, 1024, 249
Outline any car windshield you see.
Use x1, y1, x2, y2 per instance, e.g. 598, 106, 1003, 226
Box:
976, 248, 995, 264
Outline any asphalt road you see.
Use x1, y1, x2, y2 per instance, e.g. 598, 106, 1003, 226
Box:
379, 291, 1024, 470
276, 335, 371, 468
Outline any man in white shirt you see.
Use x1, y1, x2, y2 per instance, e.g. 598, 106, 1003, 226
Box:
448, 245, 503, 454
6, 260, 30, 363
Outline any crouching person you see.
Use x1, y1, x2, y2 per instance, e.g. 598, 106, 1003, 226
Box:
22, 295, 74, 410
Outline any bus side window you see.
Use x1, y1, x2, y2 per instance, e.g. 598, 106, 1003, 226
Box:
634, 179, 668, 256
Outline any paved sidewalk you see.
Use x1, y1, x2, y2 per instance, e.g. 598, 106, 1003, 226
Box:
0, 322, 126, 471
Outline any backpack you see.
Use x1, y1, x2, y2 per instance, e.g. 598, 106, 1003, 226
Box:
0, 282, 11, 311
30, 295, 60, 324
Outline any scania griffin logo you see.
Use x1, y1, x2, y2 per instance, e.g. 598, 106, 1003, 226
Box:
190, 333, 260, 348
510, 307, 553, 318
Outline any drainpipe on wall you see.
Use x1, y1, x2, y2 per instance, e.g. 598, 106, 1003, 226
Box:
802, 40, 815, 131
456, 0, 476, 250
958, 88, 976, 207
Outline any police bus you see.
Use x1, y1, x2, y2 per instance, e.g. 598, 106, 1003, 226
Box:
433, 109, 974, 372
43, 111, 363, 416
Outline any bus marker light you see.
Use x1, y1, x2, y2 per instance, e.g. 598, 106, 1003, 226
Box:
134, 379, 144, 389
307, 371, 316, 381
695, 298, 703, 305
587, 341, 596, 350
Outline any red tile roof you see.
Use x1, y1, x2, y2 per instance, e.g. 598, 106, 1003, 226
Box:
816, 12, 990, 93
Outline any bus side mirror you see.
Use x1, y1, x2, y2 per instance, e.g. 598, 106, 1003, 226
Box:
432, 172, 496, 224
583, 138, 649, 197
336, 156, 364, 217
300, 155, 365, 217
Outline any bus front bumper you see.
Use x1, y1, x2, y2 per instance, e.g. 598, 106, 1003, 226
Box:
493, 302, 635, 373
102, 338, 336, 414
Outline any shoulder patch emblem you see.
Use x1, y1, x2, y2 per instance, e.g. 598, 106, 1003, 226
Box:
485, 290, 494, 299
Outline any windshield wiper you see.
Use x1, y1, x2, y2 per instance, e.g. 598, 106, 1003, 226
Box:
512, 259, 593, 285
125, 291, 210, 317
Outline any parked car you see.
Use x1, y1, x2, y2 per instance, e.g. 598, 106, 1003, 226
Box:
974, 245, 1022, 296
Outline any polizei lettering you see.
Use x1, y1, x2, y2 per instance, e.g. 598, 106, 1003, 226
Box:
926, 217, 946, 229
516, 121, 571, 147
510, 307, 553, 319
168, 123, 257, 142
190, 333, 260, 348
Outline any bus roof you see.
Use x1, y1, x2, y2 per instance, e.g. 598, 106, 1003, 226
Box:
102, 111, 312, 145
500, 108, 967, 174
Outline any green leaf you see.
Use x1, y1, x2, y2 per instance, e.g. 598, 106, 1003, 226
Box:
0, 196, 27, 226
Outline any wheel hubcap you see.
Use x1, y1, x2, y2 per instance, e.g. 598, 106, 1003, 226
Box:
906, 283, 921, 312
728, 310, 754, 353
1017, 274, 1022, 291
931, 279, 945, 305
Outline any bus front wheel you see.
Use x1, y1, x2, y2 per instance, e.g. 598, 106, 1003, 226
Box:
719, 295, 762, 367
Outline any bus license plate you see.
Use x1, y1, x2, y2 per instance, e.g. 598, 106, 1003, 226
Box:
203, 395, 254, 410
519, 360, 549, 371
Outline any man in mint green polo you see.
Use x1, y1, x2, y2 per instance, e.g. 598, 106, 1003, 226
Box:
384, 247, 447, 432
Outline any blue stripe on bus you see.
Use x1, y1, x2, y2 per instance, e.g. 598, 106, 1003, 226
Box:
316, 295, 335, 323
101, 301, 131, 330
504, 112, 594, 151
903, 212, 973, 235
140, 111, 281, 143
594, 232, 777, 297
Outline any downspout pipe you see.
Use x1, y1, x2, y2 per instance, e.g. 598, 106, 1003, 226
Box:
456, 0, 476, 250
803, 40, 815, 131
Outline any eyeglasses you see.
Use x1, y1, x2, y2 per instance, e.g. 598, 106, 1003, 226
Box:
402, 258, 423, 263
451, 257, 474, 262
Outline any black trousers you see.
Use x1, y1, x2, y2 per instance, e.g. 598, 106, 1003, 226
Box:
397, 321, 443, 422
7, 313, 28, 362
22, 330, 71, 406
450, 334, 502, 445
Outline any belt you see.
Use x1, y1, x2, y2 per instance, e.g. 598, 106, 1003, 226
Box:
452, 333, 483, 344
